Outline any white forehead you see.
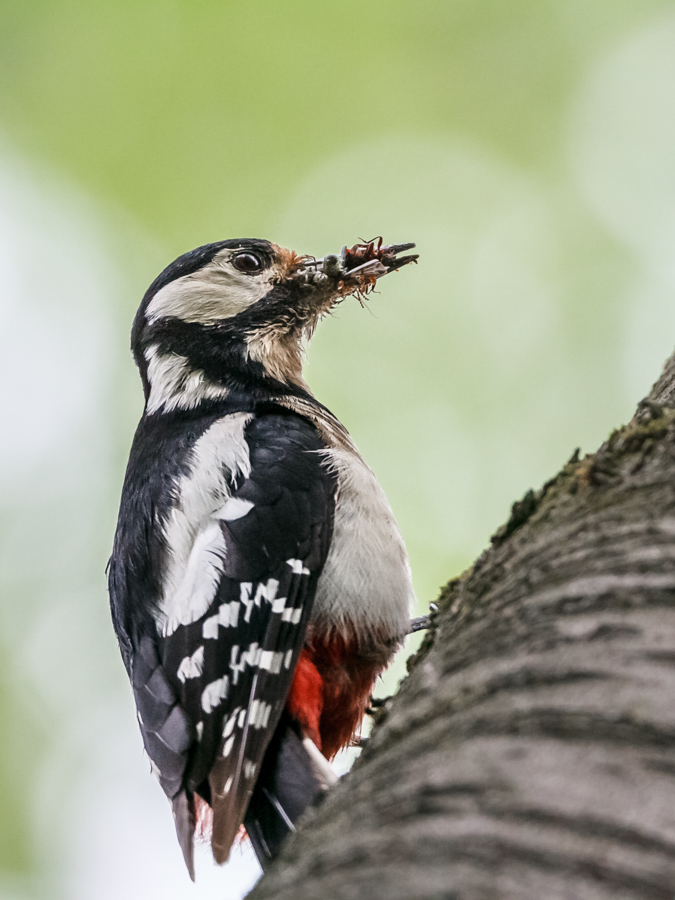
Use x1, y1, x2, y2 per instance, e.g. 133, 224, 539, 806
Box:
146, 247, 273, 325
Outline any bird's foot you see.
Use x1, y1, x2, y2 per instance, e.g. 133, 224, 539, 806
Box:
408, 602, 438, 634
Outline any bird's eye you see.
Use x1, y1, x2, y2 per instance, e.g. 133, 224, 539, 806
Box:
232, 252, 265, 274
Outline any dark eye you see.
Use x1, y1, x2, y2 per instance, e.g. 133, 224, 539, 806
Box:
232, 251, 265, 274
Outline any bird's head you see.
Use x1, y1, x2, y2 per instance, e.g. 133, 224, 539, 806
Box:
131, 237, 418, 414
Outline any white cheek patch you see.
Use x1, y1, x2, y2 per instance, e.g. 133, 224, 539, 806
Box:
146, 252, 270, 325
145, 344, 229, 414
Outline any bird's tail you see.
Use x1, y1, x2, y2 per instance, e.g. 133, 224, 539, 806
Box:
243, 715, 336, 867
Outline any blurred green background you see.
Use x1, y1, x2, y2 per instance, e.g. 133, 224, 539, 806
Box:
2, 1, 675, 897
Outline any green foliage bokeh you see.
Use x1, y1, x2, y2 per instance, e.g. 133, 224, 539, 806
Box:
1, 2, 674, 896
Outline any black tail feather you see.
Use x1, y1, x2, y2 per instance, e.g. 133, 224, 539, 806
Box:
172, 790, 196, 881
244, 716, 325, 867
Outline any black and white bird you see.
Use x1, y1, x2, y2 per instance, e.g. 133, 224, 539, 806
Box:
108, 237, 419, 877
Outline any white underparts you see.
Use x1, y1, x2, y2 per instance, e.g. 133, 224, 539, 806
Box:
314, 447, 415, 643
145, 344, 229, 414
157, 413, 253, 637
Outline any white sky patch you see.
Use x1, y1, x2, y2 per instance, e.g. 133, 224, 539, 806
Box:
0, 150, 116, 494
569, 10, 675, 404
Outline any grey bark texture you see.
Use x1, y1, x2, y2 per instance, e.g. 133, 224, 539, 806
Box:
248, 349, 675, 900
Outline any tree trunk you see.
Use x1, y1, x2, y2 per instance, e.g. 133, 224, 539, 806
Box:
249, 350, 675, 900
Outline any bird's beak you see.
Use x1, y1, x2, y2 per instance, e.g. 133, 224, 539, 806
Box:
292, 239, 418, 299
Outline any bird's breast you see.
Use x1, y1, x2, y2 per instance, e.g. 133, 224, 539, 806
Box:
312, 447, 414, 647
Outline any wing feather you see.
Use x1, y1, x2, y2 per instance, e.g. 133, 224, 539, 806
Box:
142, 411, 336, 863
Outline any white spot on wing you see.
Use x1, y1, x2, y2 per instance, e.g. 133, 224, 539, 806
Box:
230, 642, 262, 684
201, 675, 229, 713
287, 558, 310, 575
259, 650, 284, 673
219, 600, 240, 628
248, 699, 273, 729
217, 497, 254, 521
195, 721, 204, 741
176, 645, 205, 683
241, 578, 280, 623
203, 614, 219, 639
222, 734, 235, 757
272, 595, 286, 613
281, 607, 302, 625
202, 601, 241, 638
222, 706, 242, 739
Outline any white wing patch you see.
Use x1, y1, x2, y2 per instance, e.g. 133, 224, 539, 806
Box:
287, 558, 310, 575
162, 522, 226, 636
177, 645, 205, 683
157, 413, 253, 637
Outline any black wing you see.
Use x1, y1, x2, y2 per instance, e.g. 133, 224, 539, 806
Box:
130, 411, 336, 873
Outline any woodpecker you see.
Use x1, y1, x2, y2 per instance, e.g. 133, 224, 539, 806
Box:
108, 237, 419, 877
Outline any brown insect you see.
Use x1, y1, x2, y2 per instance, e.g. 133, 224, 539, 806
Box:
291, 238, 418, 306
340, 238, 418, 304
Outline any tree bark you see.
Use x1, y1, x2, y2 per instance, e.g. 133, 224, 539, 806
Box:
249, 349, 675, 900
